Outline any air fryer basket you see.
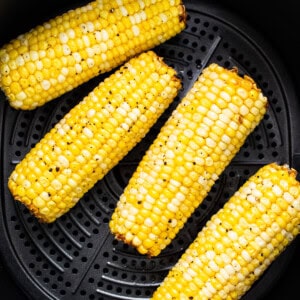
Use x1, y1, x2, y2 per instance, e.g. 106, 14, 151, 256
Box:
1, 0, 300, 299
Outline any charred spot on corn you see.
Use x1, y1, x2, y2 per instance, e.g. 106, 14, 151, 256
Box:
7, 51, 182, 223
0, 0, 186, 110
109, 62, 268, 257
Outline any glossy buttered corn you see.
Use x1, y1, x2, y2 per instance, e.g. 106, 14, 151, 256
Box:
109, 63, 268, 256
8, 51, 181, 223
151, 163, 300, 299
0, 0, 186, 110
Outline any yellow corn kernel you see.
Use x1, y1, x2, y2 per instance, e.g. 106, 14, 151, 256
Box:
0, 0, 186, 110
151, 163, 300, 300
8, 51, 181, 223
109, 63, 268, 257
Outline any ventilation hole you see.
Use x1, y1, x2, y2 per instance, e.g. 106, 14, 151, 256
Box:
43, 241, 50, 248
192, 42, 198, 48
112, 255, 118, 261
269, 132, 275, 138
194, 18, 200, 24
200, 30, 206, 36
191, 26, 197, 33
217, 55, 223, 61
237, 54, 244, 60
272, 151, 279, 157
244, 169, 250, 176
77, 213, 83, 219
182, 38, 189, 45
258, 153, 264, 159
169, 49, 175, 56
88, 277, 94, 283
187, 70, 193, 79
15, 150, 21, 156
178, 52, 184, 58
224, 61, 231, 68
177, 239, 185, 245
244, 151, 250, 157
200, 203, 207, 209
276, 107, 282, 113
251, 67, 257, 73
230, 48, 237, 54
125, 289, 132, 295
187, 55, 193, 61
59, 238, 65, 244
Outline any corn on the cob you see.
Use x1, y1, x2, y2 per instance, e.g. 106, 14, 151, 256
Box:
109, 63, 268, 256
0, 0, 186, 110
151, 163, 300, 299
8, 51, 181, 223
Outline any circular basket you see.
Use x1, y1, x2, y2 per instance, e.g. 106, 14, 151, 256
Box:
1, 0, 300, 299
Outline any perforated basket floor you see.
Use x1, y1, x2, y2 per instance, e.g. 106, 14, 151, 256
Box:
1, 0, 300, 299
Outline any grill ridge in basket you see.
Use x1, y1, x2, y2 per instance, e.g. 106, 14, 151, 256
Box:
1, 0, 300, 299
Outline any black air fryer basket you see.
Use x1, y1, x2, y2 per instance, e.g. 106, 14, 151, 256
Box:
1, 0, 300, 299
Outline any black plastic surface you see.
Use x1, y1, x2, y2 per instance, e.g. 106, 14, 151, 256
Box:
1, 0, 300, 299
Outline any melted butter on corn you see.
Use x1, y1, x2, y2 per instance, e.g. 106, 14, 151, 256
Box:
151, 163, 300, 299
8, 51, 181, 223
0, 0, 186, 110
109, 63, 268, 256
